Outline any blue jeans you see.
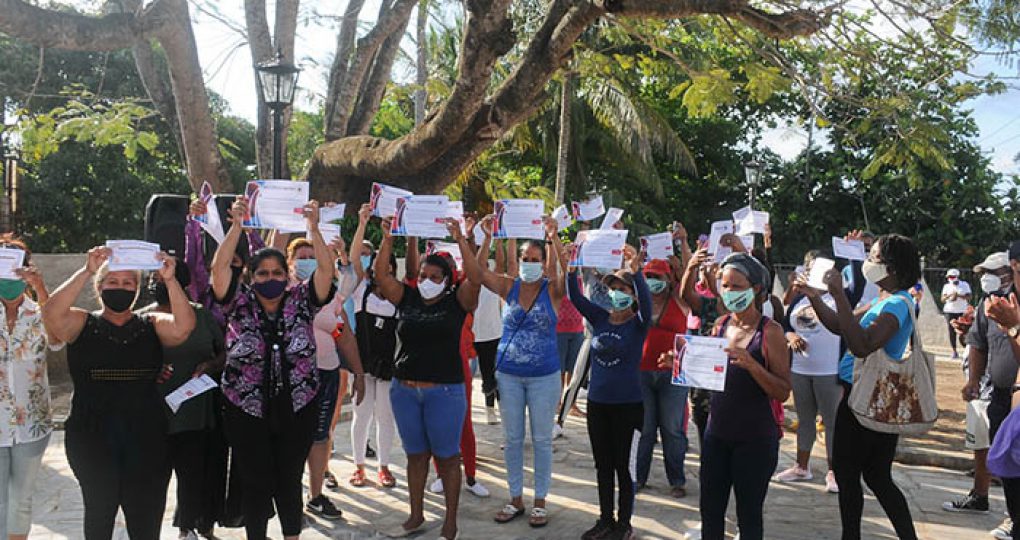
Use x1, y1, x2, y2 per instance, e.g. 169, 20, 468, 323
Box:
496, 371, 561, 499
636, 370, 689, 487
0, 433, 50, 536
390, 381, 466, 459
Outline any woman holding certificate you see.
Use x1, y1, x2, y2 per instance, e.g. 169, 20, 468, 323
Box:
42, 246, 195, 539
209, 197, 363, 540
567, 244, 651, 540
474, 215, 565, 529
373, 217, 481, 540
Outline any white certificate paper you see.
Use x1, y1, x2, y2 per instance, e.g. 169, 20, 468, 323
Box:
493, 199, 545, 239
739, 234, 755, 250
807, 257, 836, 290
552, 205, 573, 231
390, 195, 450, 238
733, 206, 769, 235
426, 240, 464, 270
319, 204, 346, 224
165, 374, 218, 414
106, 240, 162, 271
447, 201, 466, 234
569, 229, 627, 269
640, 232, 674, 262
672, 334, 729, 391
707, 220, 734, 255
600, 207, 624, 230
195, 181, 225, 244
243, 180, 309, 232
369, 182, 413, 218
571, 195, 605, 221
832, 237, 867, 261
316, 223, 341, 245
0, 248, 25, 280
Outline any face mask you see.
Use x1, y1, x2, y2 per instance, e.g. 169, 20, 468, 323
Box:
862, 260, 889, 284
294, 259, 317, 281
607, 289, 634, 311
646, 278, 668, 295
981, 274, 1003, 294
0, 279, 26, 301
101, 288, 136, 313
721, 288, 755, 313
148, 281, 170, 305
519, 262, 544, 283
418, 278, 447, 300
360, 255, 372, 270
253, 278, 287, 300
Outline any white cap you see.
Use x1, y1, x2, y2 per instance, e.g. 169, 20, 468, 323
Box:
974, 252, 1009, 273
947, 269, 960, 278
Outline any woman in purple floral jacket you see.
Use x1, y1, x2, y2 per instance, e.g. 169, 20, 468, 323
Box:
210, 196, 363, 540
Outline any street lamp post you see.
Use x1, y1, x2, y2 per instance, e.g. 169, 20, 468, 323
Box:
255, 50, 301, 179
744, 160, 762, 207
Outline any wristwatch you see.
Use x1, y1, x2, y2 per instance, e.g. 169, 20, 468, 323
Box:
1009, 324, 1020, 339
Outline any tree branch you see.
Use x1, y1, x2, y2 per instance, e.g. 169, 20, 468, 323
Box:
324, 0, 366, 139
132, 38, 185, 157
348, 30, 405, 136
0, 0, 175, 51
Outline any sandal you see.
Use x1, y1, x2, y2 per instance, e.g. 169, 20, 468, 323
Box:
350, 468, 368, 488
528, 507, 548, 528
493, 503, 525, 523
324, 470, 339, 490
379, 469, 397, 488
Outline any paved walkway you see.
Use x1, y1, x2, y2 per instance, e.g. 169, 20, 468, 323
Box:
31, 383, 1003, 540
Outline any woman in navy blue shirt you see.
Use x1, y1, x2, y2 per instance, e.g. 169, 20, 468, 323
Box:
568, 245, 651, 540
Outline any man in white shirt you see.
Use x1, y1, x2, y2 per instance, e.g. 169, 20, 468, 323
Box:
942, 268, 972, 359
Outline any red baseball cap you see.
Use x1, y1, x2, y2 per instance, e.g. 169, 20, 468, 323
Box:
643, 259, 672, 277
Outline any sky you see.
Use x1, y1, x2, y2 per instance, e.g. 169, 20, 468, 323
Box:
188, 1, 1020, 177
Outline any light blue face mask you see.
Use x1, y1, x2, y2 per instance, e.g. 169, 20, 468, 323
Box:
646, 278, 668, 295
721, 288, 755, 313
360, 255, 372, 270
607, 289, 635, 311
295, 259, 317, 281
519, 261, 544, 283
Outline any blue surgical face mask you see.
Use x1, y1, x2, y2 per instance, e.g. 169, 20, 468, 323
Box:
607, 289, 634, 311
519, 261, 544, 283
294, 259, 317, 281
721, 288, 755, 313
360, 255, 372, 269
646, 278, 668, 295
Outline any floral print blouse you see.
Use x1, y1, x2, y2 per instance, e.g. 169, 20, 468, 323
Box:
0, 298, 54, 445
220, 280, 332, 418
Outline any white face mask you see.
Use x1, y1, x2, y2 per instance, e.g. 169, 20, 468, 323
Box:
862, 260, 888, 284
418, 278, 447, 300
981, 274, 1002, 294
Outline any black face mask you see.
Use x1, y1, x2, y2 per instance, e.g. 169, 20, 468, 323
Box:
148, 282, 170, 306
102, 288, 136, 313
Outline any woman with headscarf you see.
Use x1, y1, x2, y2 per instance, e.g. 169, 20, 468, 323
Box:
43, 246, 195, 539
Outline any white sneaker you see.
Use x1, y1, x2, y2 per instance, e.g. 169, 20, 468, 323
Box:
825, 470, 839, 493
429, 477, 444, 494
552, 423, 564, 439
992, 518, 1013, 540
772, 465, 813, 483
465, 480, 490, 497
486, 407, 499, 425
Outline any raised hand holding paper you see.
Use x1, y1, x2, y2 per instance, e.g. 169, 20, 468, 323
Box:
807, 257, 836, 290
0, 248, 26, 280
195, 181, 225, 244
571, 195, 605, 221
600, 207, 624, 230
552, 205, 573, 231
832, 237, 867, 261
317, 223, 341, 245
447, 201, 466, 234
369, 182, 413, 218
243, 180, 310, 232
671, 334, 729, 391
569, 229, 627, 268
707, 220, 735, 255
106, 240, 162, 271
640, 232, 674, 262
733, 206, 769, 235
319, 204, 346, 223
389, 195, 450, 238
493, 199, 545, 239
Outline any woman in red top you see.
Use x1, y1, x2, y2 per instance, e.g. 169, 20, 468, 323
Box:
636, 257, 692, 498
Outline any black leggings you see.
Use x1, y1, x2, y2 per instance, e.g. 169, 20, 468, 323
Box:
945, 313, 963, 352
475, 339, 500, 407
169, 427, 229, 532
832, 389, 917, 540
699, 434, 778, 540
587, 401, 643, 527
224, 399, 317, 539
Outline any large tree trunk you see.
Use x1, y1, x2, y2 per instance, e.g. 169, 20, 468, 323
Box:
414, 0, 428, 127
553, 72, 573, 206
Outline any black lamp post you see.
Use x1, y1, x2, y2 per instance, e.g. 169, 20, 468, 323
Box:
744, 160, 763, 207
255, 50, 301, 179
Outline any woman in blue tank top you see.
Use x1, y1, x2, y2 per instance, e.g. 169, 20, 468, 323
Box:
475, 215, 565, 528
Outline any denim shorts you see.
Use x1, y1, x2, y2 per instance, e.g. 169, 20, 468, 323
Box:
314, 368, 340, 443
390, 380, 466, 458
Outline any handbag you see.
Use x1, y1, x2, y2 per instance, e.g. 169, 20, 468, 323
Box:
847, 294, 938, 435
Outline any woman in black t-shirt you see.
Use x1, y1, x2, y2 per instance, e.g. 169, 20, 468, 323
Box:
373, 217, 481, 540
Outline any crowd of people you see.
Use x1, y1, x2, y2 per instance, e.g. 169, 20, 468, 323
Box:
0, 189, 1019, 540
